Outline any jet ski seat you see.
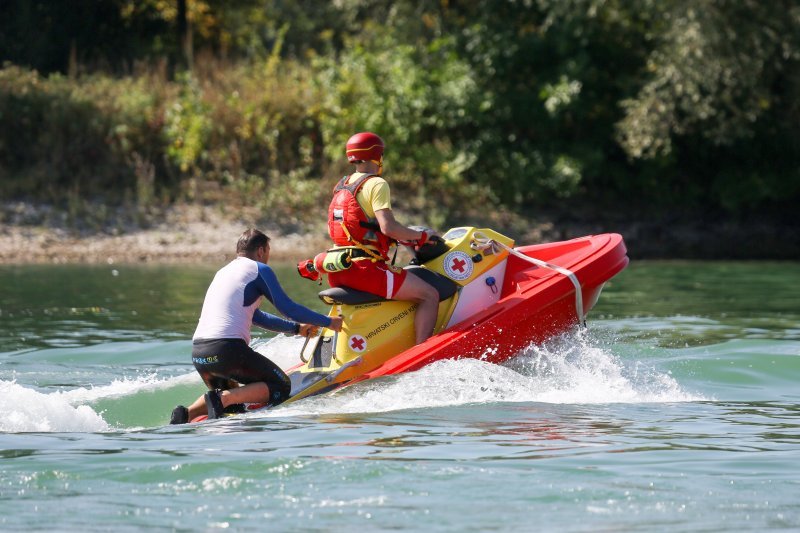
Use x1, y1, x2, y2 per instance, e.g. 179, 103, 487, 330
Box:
318, 266, 458, 306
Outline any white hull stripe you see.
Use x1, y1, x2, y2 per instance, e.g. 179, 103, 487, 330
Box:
386, 268, 394, 299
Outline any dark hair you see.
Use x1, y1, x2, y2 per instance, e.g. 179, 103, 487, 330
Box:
236, 228, 270, 256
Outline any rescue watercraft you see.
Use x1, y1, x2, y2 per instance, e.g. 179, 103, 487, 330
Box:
193, 226, 628, 421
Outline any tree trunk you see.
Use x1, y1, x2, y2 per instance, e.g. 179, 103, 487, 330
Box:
176, 0, 193, 71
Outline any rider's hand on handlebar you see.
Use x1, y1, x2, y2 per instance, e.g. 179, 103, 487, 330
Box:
415, 230, 443, 249
399, 229, 440, 249
328, 316, 343, 332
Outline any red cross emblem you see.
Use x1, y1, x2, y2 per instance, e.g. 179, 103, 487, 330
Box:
444, 250, 473, 280
349, 335, 366, 352
451, 257, 467, 272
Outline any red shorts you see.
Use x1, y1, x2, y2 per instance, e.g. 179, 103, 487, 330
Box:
327, 259, 408, 299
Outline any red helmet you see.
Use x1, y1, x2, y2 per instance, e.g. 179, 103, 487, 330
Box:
345, 132, 384, 163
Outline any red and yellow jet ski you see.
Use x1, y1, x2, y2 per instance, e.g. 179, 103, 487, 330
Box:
282, 226, 628, 405
190, 226, 627, 421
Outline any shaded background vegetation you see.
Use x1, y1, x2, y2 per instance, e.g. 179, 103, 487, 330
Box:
1, 0, 799, 256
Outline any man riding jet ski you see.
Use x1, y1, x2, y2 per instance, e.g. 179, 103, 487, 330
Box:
321, 132, 440, 345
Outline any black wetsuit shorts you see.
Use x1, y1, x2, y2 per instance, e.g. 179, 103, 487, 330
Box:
192, 338, 291, 405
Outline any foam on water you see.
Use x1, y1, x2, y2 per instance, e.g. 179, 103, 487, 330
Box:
0, 373, 200, 433
505, 328, 705, 403
251, 334, 306, 370
259, 328, 705, 418
59, 372, 199, 404
0, 335, 306, 433
1, 330, 704, 432
0, 380, 110, 432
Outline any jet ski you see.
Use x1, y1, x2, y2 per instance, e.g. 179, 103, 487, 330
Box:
192, 226, 628, 421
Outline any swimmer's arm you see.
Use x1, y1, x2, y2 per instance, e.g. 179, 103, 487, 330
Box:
255, 263, 332, 327
252, 309, 298, 334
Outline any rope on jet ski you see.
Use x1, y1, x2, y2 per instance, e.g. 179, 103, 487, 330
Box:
471, 233, 586, 326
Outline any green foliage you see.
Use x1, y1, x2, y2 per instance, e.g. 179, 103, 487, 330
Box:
164, 75, 212, 173
432, 1, 655, 208
2, 0, 800, 229
616, 0, 800, 212
618, 1, 798, 158
0, 65, 170, 205
312, 25, 489, 221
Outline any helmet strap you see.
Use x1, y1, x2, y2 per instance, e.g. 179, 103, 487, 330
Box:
371, 157, 383, 176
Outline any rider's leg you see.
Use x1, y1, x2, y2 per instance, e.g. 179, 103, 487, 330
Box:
219, 382, 270, 405
186, 394, 206, 420
393, 273, 439, 344
186, 383, 270, 420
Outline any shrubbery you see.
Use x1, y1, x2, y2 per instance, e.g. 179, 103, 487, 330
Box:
0, 62, 334, 224
2, 0, 799, 234
0, 52, 493, 230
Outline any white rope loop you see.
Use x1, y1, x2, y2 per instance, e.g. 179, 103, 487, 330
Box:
471, 233, 585, 326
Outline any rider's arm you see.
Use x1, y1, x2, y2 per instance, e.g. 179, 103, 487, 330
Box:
255, 263, 332, 328
367, 179, 427, 243
252, 309, 299, 334
374, 208, 427, 242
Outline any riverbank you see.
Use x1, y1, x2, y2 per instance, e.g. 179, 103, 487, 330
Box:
1, 201, 798, 264
0, 203, 332, 265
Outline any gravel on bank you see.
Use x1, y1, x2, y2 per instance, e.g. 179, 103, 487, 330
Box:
0, 203, 330, 265
2, 202, 798, 264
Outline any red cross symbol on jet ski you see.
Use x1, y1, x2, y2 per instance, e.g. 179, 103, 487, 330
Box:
349, 335, 366, 352
450, 257, 467, 273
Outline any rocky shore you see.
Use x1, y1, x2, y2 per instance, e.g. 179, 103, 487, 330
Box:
1, 202, 798, 264
0, 203, 330, 265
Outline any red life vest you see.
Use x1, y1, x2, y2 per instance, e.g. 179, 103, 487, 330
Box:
328, 174, 393, 258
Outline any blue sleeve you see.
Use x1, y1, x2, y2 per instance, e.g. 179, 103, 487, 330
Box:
252, 309, 297, 334
255, 263, 332, 327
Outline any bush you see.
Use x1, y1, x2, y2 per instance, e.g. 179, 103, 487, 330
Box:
0, 65, 168, 204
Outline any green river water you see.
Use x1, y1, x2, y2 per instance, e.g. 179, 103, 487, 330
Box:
1, 260, 798, 531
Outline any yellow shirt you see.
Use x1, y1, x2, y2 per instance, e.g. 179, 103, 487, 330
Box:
346, 172, 391, 218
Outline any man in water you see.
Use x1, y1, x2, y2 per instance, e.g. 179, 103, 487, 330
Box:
170, 228, 342, 424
